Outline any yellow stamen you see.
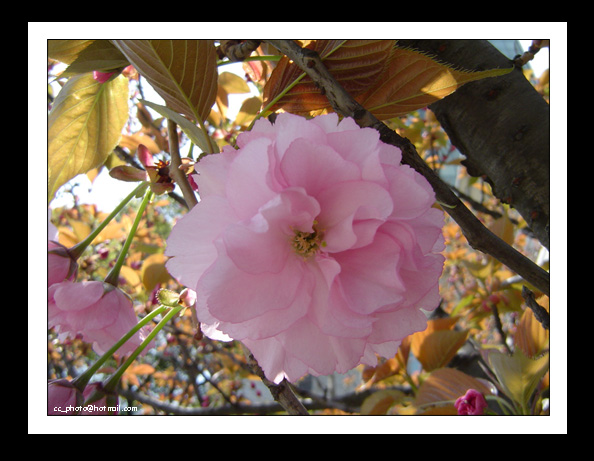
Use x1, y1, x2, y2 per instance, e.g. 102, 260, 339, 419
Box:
291, 221, 325, 258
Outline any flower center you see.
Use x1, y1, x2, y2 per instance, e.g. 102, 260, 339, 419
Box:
291, 221, 326, 259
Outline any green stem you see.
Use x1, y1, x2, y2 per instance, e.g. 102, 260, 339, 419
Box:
485, 395, 517, 415
217, 55, 282, 67
101, 304, 183, 394
104, 187, 153, 287
248, 73, 307, 131
68, 182, 148, 260
72, 305, 167, 392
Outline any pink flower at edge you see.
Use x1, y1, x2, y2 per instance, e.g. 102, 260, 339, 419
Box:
165, 113, 445, 384
48, 280, 152, 357
48, 380, 118, 415
48, 240, 78, 287
455, 389, 488, 415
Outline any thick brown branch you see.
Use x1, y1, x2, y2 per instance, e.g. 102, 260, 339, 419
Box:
265, 39, 550, 298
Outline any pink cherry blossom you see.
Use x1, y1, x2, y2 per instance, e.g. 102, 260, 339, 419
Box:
454, 389, 488, 415
165, 113, 445, 384
48, 280, 151, 357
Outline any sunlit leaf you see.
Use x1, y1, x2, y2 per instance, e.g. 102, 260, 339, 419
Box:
412, 329, 470, 371
233, 96, 262, 127
409, 317, 468, 371
357, 45, 513, 120
415, 368, 494, 408
48, 40, 94, 65
487, 349, 549, 410
141, 253, 171, 292
48, 73, 129, 202
218, 71, 251, 94
514, 297, 549, 358
263, 39, 395, 114
112, 40, 218, 123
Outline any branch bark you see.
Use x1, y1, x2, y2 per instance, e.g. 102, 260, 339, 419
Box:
398, 40, 550, 250
265, 39, 549, 297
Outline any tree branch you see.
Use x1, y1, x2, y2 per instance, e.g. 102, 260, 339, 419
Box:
167, 119, 199, 209
522, 286, 550, 330
265, 39, 550, 298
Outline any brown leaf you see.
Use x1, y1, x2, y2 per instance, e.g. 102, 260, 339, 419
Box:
415, 368, 493, 408
112, 40, 218, 123
410, 317, 468, 371
263, 39, 395, 114
357, 45, 513, 120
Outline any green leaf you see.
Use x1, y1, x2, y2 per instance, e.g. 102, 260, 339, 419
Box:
112, 40, 218, 123
140, 99, 218, 154
48, 73, 129, 202
487, 349, 549, 411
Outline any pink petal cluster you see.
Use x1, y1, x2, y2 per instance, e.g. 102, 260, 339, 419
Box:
48, 280, 149, 356
165, 113, 444, 384
454, 389, 488, 415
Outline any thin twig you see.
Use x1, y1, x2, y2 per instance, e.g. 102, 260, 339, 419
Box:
265, 39, 550, 298
490, 303, 513, 355
243, 345, 309, 415
522, 286, 550, 330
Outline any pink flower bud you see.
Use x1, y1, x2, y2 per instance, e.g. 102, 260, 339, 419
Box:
454, 389, 488, 415
137, 144, 154, 169
48, 240, 78, 287
93, 70, 116, 83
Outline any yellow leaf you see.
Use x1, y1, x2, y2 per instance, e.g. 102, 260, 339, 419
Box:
487, 349, 549, 410
357, 45, 513, 120
48, 73, 129, 202
48, 40, 94, 64
360, 389, 405, 415
218, 71, 251, 94
68, 219, 92, 243
515, 297, 549, 358
233, 96, 262, 127
119, 265, 141, 289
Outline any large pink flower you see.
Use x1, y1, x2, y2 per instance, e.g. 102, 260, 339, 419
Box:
165, 113, 444, 383
48, 280, 150, 356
